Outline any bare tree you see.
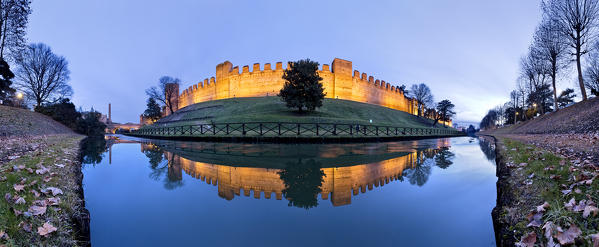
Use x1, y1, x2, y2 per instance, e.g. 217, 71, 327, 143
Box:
146, 76, 180, 114
534, 16, 570, 110
0, 0, 30, 60
409, 83, 434, 117
545, 0, 599, 100
520, 46, 551, 91
517, 77, 529, 120
510, 90, 519, 123
584, 42, 599, 95
15, 43, 72, 108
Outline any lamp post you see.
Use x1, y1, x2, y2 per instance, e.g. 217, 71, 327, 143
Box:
15, 92, 24, 107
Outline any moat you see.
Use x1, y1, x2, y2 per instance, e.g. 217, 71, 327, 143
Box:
80, 135, 497, 246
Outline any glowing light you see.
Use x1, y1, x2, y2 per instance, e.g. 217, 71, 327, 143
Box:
532, 103, 537, 107
16, 92, 23, 99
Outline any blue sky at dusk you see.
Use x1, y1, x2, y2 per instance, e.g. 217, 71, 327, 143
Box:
26, 0, 551, 124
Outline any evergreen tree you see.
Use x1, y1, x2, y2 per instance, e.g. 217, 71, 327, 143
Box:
0, 58, 15, 103
557, 88, 576, 108
35, 98, 81, 130
433, 99, 456, 127
77, 110, 107, 137
278, 59, 325, 112
143, 97, 162, 121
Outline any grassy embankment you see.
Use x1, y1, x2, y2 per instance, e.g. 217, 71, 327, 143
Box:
0, 105, 88, 246
493, 138, 598, 246
482, 97, 599, 246
135, 97, 461, 139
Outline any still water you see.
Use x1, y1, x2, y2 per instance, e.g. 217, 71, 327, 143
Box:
81, 135, 497, 247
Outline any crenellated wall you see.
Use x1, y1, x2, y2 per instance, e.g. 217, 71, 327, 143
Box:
175, 152, 418, 206
176, 58, 420, 116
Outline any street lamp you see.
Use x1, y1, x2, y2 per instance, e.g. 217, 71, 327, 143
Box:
16, 92, 23, 99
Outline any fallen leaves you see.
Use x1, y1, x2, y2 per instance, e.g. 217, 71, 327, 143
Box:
35, 165, 49, 175
591, 233, 599, 247
555, 224, 582, 245
536, 202, 550, 213
543, 221, 558, 247
527, 212, 543, 228
584, 205, 599, 218
516, 231, 536, 247
28, 205, 46, 216
41, 187, 63, 196
45, 197, 60, 206
37, 222, 57, 237
19, 221, 32, 233
13, 184, 24, 192
15, 197, 25, 204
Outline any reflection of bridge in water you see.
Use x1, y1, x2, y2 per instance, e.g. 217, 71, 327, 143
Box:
138, 138, 450, 207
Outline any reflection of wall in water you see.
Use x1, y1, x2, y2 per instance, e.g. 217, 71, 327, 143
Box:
169, 152, 418, 207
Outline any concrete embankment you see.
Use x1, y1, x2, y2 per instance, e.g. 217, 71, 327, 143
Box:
0, 105, 90, 246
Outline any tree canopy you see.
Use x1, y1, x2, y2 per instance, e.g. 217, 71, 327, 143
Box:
146, 76, 180, 114
143, 97, 162, 122
409, 83, 434, 117
434, 99, 456, 127
278, 59, 325, 113
15, 43, 72, 107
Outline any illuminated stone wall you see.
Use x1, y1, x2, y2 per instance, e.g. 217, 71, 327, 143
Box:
176, 58, 420, 115
176, 152, 417, 206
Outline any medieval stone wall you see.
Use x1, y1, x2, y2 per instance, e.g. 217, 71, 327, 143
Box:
176, 152, 417, 206
176, 58, 419, 116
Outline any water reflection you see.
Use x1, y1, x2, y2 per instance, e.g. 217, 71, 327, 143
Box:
80, 137, 107, 165
99, 138, 456, 208
278, 159, 326, 209
142, 145, 185, 190
478, 136, 496, 161
82, 136, 498, 246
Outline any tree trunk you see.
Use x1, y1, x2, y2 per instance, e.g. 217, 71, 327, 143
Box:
576, 30, 588, 100
552, 66, 558, 111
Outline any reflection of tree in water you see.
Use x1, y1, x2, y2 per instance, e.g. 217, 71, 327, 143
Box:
278, 159, 326, 209
164, 157, 184, 190
144, 146, 184, 190
405, 151, 433, 187
80, 137, 107, 165
478, 138, 496, 162
144, 146, 166, 180
434, 147, 455, 169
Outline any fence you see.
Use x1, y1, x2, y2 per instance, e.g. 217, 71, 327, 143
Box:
130, 122, 463, 138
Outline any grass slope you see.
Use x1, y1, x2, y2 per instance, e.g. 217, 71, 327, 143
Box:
0, 105, 73, 136
483, 96, 599, 135
155, 97, 447, 129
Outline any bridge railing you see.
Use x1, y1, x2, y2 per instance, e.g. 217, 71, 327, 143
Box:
130, 122, 463, 138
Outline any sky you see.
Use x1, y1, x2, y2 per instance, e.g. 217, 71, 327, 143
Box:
25, 0, 551, 124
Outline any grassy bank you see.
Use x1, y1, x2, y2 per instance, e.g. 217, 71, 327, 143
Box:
135, 97, 462, 140
492, 137, 599, 246
482, 97, 599, 135
0, 106, 89, 246
154, 97, 447, 128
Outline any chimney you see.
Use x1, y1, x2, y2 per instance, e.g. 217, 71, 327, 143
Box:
108, 103, 112, 123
